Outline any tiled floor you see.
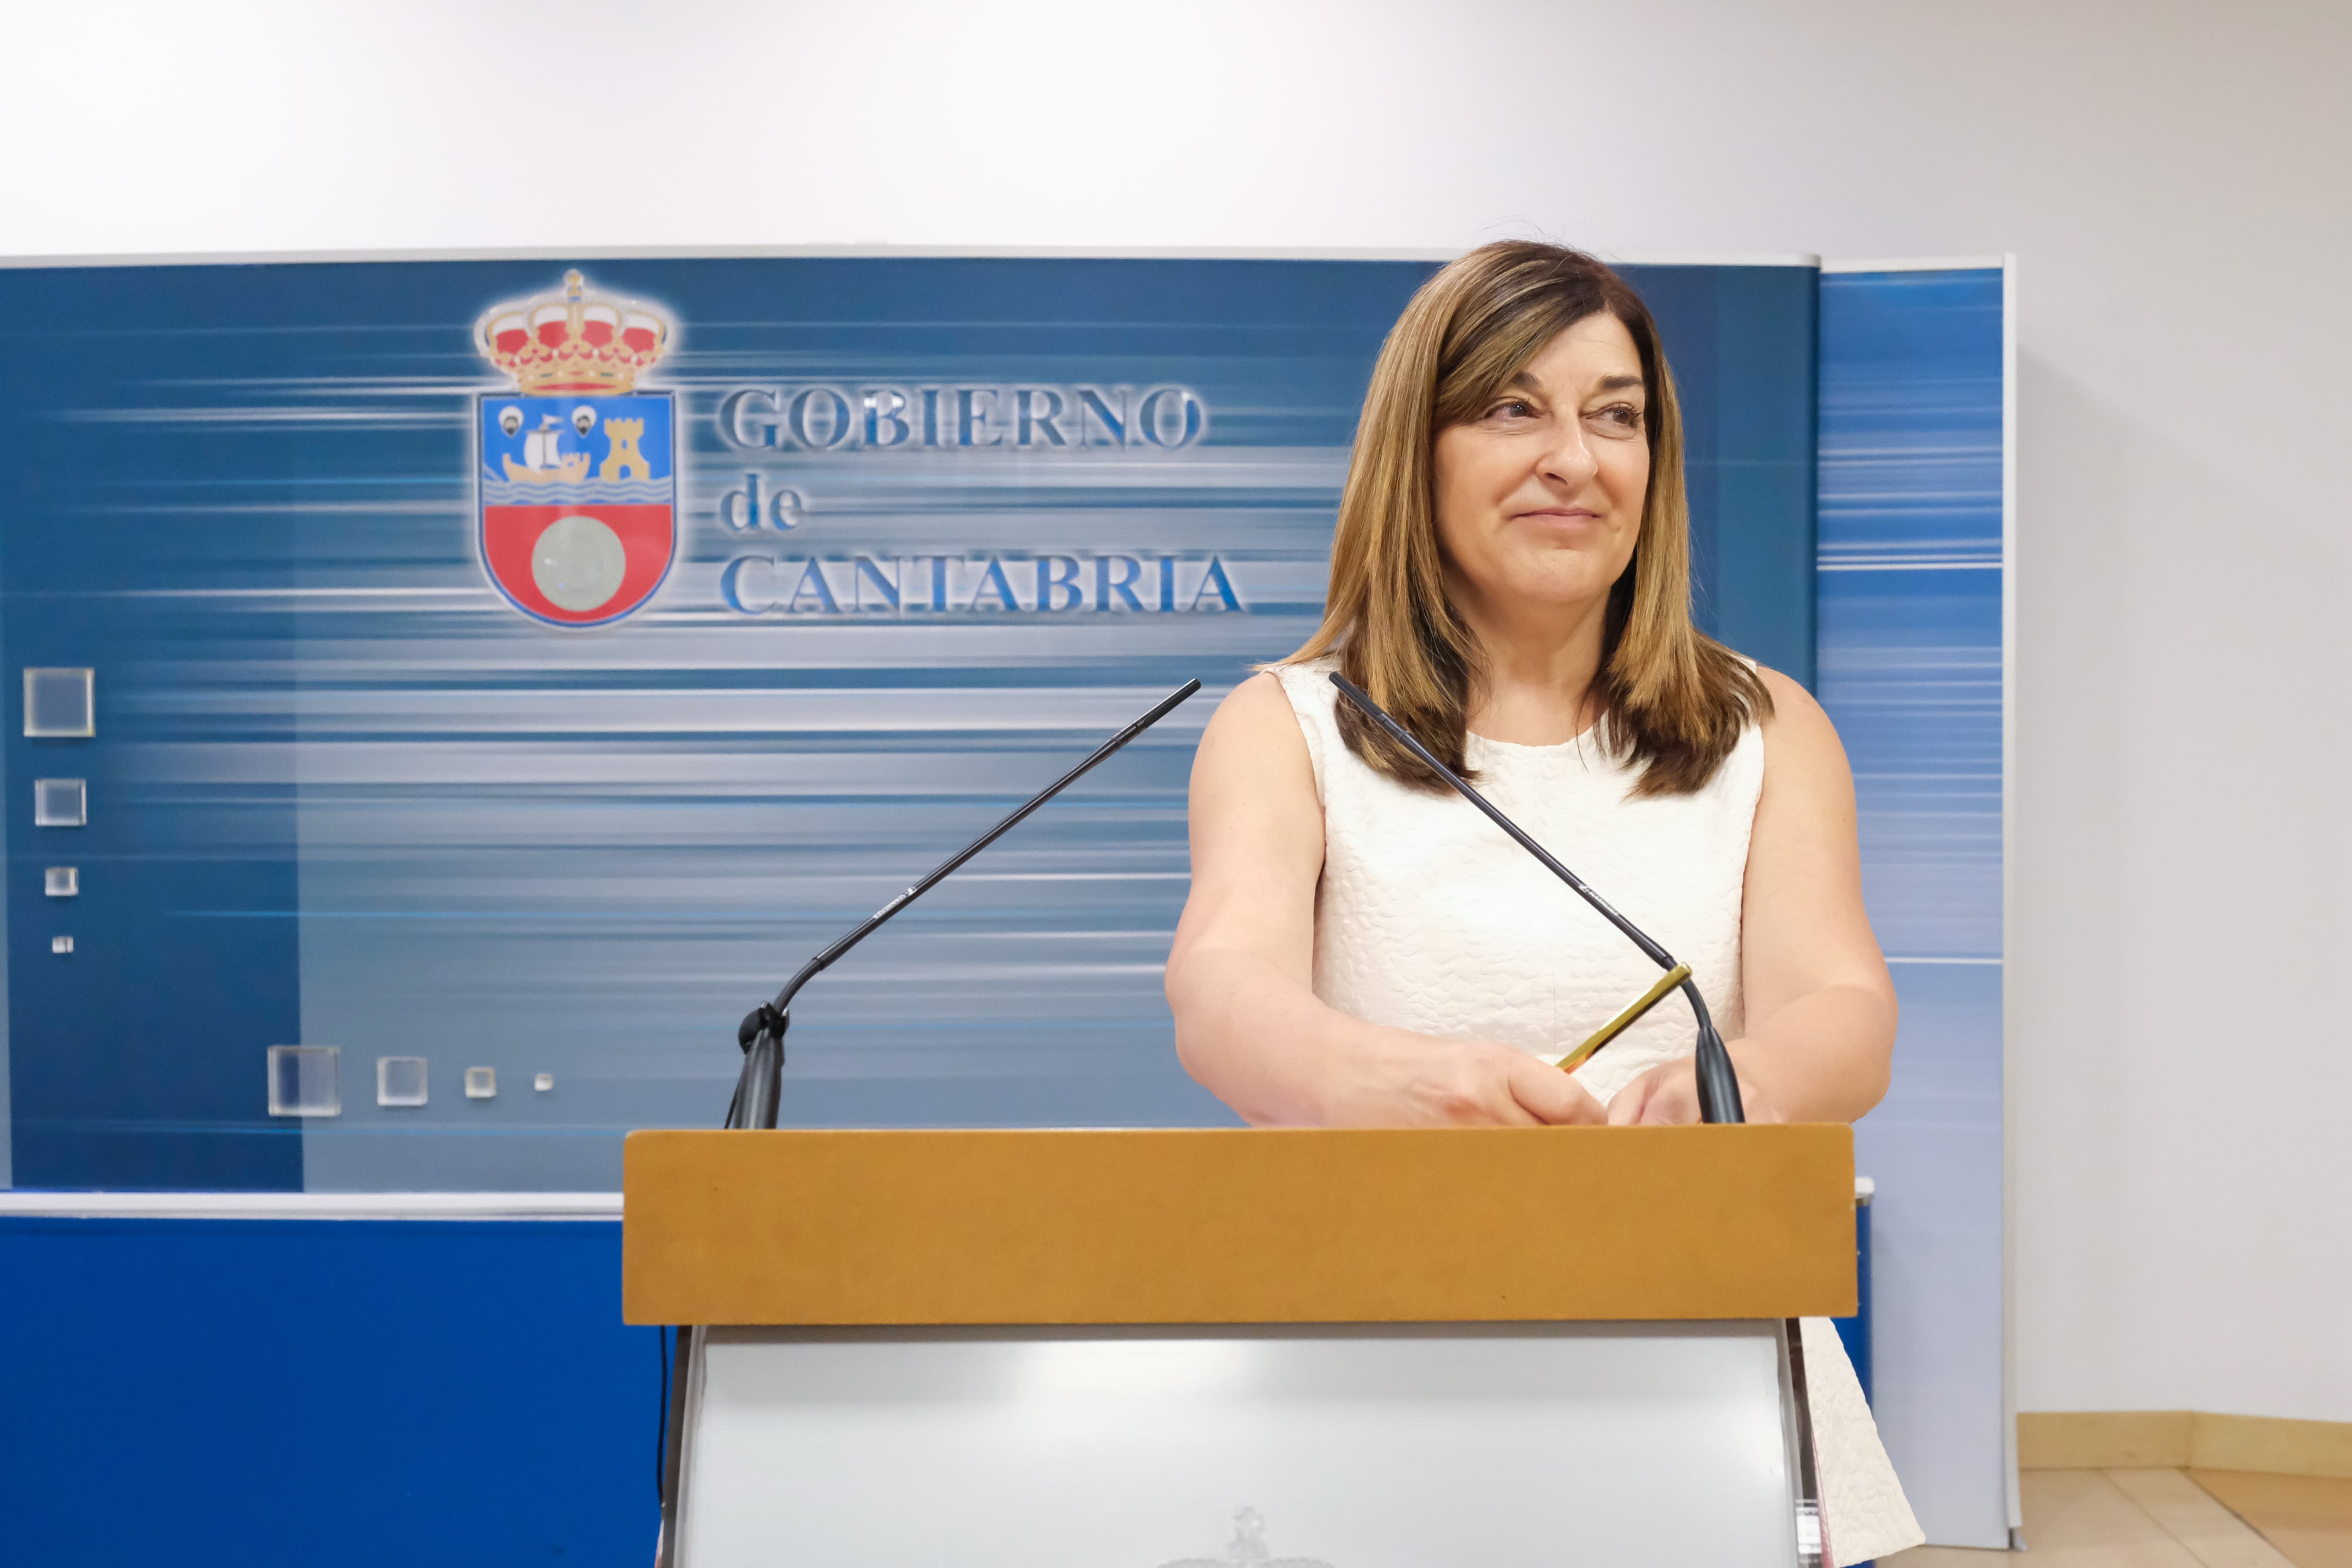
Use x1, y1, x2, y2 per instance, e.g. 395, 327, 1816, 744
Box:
1887, 1468, 2352, 1567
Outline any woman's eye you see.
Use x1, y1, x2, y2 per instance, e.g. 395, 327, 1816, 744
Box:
1486, 399, 1535, 422
1590, 403, 1645, 434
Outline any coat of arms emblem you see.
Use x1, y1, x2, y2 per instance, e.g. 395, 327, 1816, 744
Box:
474, 269, 675, 626
1157, 1506, 1335, 1567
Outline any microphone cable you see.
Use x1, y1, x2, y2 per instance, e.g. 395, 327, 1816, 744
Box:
1328, 671, 1745, 1124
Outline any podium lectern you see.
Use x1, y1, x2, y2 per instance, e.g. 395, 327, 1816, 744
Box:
626, 1125, 1853, 1568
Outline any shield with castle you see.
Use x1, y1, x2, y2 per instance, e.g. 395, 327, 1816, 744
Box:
475, 270, 675, 626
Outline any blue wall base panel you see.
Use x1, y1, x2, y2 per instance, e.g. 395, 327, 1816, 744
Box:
0, 1217, 656, 1567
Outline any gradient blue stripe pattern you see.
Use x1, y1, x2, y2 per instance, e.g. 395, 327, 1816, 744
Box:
1, 256, 1822, 1193
1820, 266, 2008, 1548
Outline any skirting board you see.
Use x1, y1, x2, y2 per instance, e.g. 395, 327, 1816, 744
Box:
2020, 1412, 2352, 1479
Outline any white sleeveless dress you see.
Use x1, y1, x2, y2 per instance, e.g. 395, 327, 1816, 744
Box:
1272, 657, 1923, 1565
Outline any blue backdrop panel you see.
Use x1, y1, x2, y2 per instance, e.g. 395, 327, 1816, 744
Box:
0, 1215, 656, 1567
0, 255, 1816, 1192
1642, 266, 1819, 677
0, 275, 307, 1186
1818, 266, 2008, 1548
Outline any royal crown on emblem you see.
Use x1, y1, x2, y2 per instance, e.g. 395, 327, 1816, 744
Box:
475, 269, 670, 394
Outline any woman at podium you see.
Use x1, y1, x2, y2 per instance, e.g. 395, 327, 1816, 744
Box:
1165, 240, 1923, 1564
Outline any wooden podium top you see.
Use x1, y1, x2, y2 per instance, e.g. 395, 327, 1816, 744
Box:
622, 1124, 1854, 1327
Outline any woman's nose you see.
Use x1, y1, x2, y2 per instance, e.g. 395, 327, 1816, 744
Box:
1536, 425, 1599, 488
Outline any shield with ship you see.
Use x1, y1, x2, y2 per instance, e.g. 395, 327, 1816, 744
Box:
474, 270, 675, 627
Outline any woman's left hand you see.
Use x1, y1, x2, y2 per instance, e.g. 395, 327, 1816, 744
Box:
1603, 1048, 1786, 1125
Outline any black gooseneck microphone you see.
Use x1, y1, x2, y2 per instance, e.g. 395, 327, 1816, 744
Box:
667, 676, 1189, 1563
721, 678, 1203, 1131
1327, 671, 1745, 1125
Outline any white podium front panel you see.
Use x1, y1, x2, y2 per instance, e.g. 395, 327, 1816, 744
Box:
677, 1320, 1804, 1567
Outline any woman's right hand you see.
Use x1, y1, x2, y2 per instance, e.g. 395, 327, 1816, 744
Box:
1315, 1029, 1608, 1128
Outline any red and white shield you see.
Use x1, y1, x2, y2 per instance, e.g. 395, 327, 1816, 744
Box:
481, 504, 674, 626
476, 389, 676, 627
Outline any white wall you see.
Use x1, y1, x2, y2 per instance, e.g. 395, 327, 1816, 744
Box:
6, 0, 2348, 1425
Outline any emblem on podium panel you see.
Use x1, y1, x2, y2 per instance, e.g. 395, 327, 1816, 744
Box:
474, 270, 675, 626
1157, 1507, 1336, 1568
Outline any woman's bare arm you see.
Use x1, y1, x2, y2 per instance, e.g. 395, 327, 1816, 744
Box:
1609, 668, 1897, 1125
1167, 673, 1604, 1128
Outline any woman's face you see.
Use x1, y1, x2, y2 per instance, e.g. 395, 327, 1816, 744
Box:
1431, 312, 1649, 628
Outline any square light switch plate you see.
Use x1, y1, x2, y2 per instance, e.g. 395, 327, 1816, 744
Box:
377, 1056, 428, 1108
34, 778, 86, 827
24, 668, 94, 738
267, 1045, 340, 1117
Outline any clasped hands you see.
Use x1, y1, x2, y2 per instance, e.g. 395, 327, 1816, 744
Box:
1319, 1028, 1783, 1128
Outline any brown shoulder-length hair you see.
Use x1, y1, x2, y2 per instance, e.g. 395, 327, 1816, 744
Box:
1290, 240, 1769, 797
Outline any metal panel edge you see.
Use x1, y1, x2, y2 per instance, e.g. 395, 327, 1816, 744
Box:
2000, 250, 2024, 1544
0, 1190, 622, 1219
1820, 255, 2010, 274
1, 245, 1826, 272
